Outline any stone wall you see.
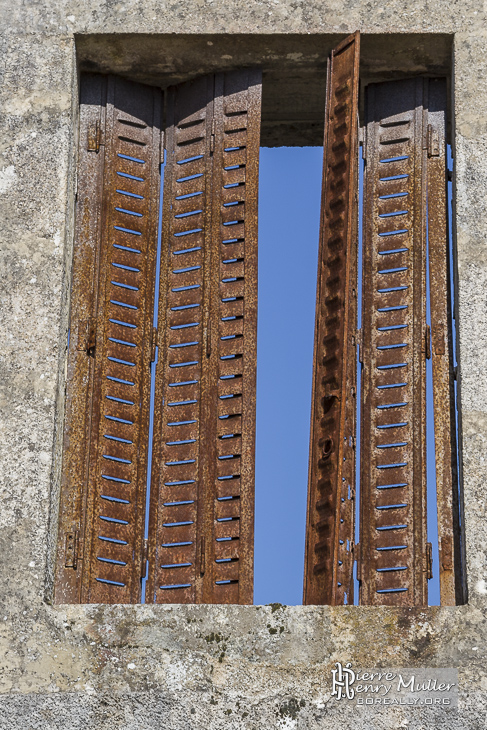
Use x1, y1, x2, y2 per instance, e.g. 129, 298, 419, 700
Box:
1, 1, 486, 727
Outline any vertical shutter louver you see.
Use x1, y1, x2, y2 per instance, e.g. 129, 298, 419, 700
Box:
304, 32, 360, 606
55, 75, 162, 603
147, 70, 262, 605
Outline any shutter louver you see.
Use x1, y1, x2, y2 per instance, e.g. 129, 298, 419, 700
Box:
148, 70, 261, 605
55, 75, 162, 603
304, 32, 360, 606
359, 78, 428, 606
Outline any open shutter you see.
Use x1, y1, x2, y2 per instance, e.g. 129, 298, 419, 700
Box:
303, 32, 360, 606
147, 70, 261, 604
359, 78, 428, 606
55, 75, 162, 603
426, 79, 465, 605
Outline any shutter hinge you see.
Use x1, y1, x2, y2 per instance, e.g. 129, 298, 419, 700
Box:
210, 119, 216, 154
87, 119, 104, 152
355, 542, 361, 581
141, 539, 149, 578
206, 321, 212, 357
77, 318, 96, 352
441, 535, 453, 571
160, 130, 165, 165
427, 125, 440, 158
426, 542, 433, 580
65, 530, 80, 569
357, 328, 363, 364
432, 322, 445, 356
425, 325, 431, 360
150, 327, 158, 363
358, 125, 366, 150
200, 536, 206, 575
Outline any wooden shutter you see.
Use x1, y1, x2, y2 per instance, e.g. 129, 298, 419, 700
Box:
147, 70, 261, 605
303, 32, 360, 606
55, 75, 162, 603
359, 78, 429, 606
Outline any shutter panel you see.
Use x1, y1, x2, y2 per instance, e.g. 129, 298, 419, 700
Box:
148, 70, 261, 605
303, 32, 360, 606
359, 78, 428, 606
55, 75, 162, 603
427, 79, 465, 605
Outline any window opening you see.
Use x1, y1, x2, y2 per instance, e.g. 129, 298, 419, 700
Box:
254, 146, 322, 606
57, 38, 463, 608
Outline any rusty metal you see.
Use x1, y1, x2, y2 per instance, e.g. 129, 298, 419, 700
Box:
147, 70, 262, 605
359, 78, 428, 607
55, 75, 162, 603
303, 32, 360, 606
426, 78, 465, 605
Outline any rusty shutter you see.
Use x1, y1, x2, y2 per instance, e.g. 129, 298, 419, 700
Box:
359, 78, 429, 606
303, 32, 360, 606
426, 79, 465, 605
54, 75, 162, 603
147, 70, 262, 604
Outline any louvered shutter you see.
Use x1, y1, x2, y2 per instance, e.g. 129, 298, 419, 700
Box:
359, 78, 428, 606
147, 70, 261, 605
304, 33, 360, 606
55, 75, 162, 603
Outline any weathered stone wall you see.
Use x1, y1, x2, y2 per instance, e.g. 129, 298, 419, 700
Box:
1, 1, 487, 727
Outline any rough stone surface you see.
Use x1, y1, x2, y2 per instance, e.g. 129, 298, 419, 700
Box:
1, 0, 487, 727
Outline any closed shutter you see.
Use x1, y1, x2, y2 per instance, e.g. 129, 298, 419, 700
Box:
147, 70, 261, 605
55, 75, 162, 603
359, 78, 428, 606
304, 32, 360, 606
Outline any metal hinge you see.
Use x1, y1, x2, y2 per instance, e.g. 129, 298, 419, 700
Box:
87, 119, 104, 152
357, 328, 363, 364
210, 119, 216, 154
77, 318, 96, 352
355, 542, 361, 581
206, 321, 212, 357
427, 125, 440, 157
160, 130, 165, 164
141, 539, 149, 578
200, 536, 206, 575
426, 542, 433, 580
150, 327, 158, 363
359, 126, 366, 157
432, 322, 445, 356
441, 535, 453, 571
425, 324, 431, 360
65, 530, 80, 569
